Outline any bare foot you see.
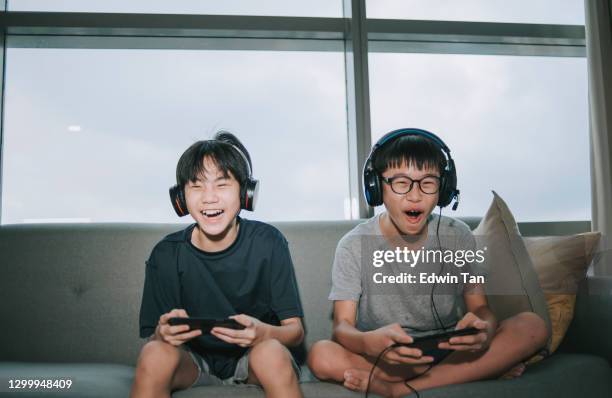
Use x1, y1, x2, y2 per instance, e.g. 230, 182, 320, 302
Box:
343, 369, 395, 397
499, 362, 526, 380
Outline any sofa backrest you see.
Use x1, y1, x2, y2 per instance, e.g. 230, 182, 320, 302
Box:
0, 221, 361, 365
0, 223, 179, 365
0, 219, 591, 365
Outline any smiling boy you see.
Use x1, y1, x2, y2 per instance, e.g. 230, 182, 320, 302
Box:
130, 132, 304, 398
307, 128, 549, 397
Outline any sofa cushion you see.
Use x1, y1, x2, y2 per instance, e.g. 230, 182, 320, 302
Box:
170, 353, 612, 397
0, 221, 361, 366
273, 221, 359, 351
473, 192, 552, 347
0, 362, 134, 397
174, 382, 365, 398
0, 224, 171, 366
524, 232, 601, 354
525, 233, 601, 295
560, 276, 612, 364
421, 353, 612, 398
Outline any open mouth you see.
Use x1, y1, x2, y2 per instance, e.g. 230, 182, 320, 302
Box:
404, 209, 423, 222
201, 209, 224, 219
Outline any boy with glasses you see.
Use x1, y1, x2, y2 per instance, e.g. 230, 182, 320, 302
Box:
307, 129, 549, 397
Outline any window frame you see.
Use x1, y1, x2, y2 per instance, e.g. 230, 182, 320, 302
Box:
0, 0, 588, 222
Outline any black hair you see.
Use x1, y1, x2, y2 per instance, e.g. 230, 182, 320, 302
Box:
372, 134, 447, 175
176, 131, 251, 190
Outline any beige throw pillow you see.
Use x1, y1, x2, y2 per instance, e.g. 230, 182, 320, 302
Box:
473, 191, 552, 350
524, 232, 600, 353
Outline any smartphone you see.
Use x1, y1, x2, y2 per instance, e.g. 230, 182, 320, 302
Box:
167, 317, 246, 333
394, 327, 481, 351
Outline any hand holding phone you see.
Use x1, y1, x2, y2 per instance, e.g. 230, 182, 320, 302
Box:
392, 327, 481, 351
168, 317, 246, 333
155, 309, 202, 346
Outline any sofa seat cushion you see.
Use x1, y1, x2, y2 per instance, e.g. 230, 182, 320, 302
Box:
174, 381, 363, 398
175, 353, 611, 397
0, 362, 134, 397
412, 353, 612, 398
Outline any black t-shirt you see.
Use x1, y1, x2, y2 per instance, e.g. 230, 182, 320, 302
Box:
139, 217, 304, 379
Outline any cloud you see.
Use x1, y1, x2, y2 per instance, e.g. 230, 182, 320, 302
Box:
367, 0, 584, 25
369, 53, 590, 221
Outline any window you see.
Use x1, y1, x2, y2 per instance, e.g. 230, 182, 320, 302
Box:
9, 0, 343, 17
369, 52, 590, 221
0, 4, 590, 224
367, 0, 585, 25
2, 43, 349, 223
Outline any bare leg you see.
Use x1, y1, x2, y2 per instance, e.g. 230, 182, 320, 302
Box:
308, 339, 430, 384
130, 341, 199, 398
500, 362, 526, 380
247, 339, 303, 398
342, 312, 549, 397
308, 339, 528, 389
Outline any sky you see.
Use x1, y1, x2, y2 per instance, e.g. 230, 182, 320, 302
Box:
9, 0, 586, 24
2, 1, 590, 223
8, 0, 344, 16
369, 53, 590, 222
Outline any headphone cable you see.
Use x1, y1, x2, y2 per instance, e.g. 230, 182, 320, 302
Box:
431, 207, 449, 332
364, 345, 434, 398
365, 345, 394, 398
365, 209, 449, 398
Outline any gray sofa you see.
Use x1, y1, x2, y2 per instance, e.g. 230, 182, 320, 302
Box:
1, 219, 611, 397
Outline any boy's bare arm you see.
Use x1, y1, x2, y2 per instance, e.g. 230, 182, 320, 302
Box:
211, 314, 304, 348
438, 286, 497, 351
464, 285, 498, 332
332, 300, 369, 353
263, 317, 304, 347
332, 300, 431, 365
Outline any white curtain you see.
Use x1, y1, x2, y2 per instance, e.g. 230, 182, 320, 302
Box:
586, 0, 612, 276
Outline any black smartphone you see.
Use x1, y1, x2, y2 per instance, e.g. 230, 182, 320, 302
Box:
394, 327, 481, 351
167, 317, 246, 333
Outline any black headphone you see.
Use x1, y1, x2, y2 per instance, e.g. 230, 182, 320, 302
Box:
169, 140, 259, 217
363, 128, 459, 210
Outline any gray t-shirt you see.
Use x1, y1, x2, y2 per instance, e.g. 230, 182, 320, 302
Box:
329, 213, 478, 337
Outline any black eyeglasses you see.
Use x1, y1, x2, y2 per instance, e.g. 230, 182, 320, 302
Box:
381, 175, 441, 195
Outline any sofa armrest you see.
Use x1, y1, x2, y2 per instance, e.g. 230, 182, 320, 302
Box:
558, 276, 612, 365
